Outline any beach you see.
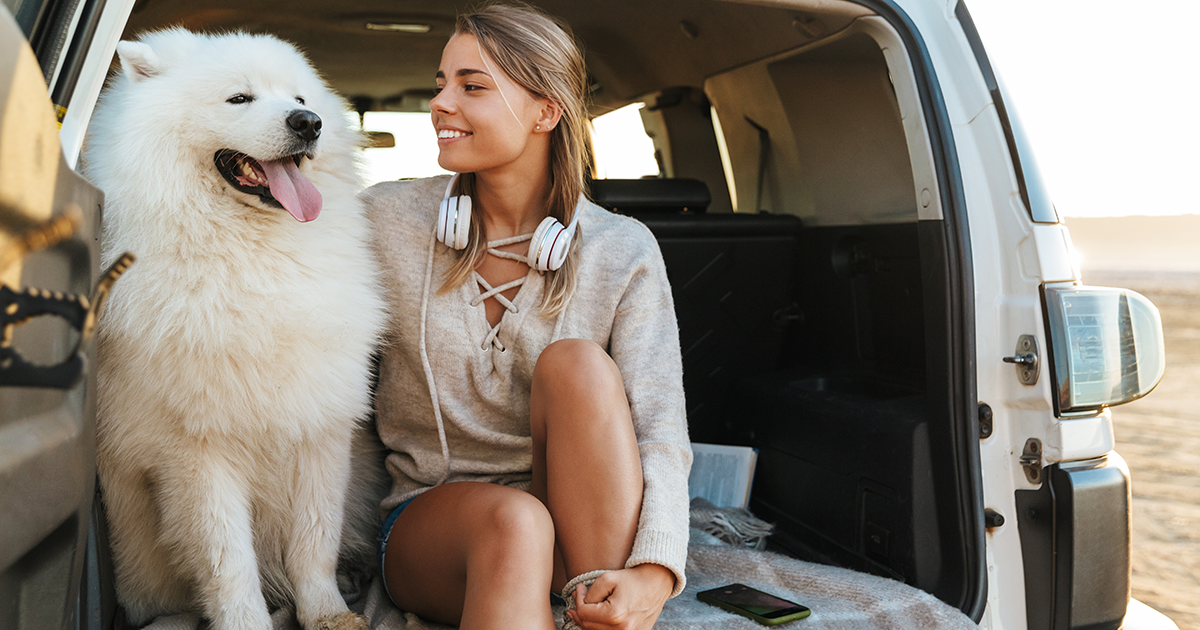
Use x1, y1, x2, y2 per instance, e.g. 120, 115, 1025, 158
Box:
1068, 215, 1200, 629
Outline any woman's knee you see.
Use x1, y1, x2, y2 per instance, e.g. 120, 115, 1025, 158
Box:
533, 339, 622, 395
471, 489, 555, 557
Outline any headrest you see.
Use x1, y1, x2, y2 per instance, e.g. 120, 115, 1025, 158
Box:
589, 178, 711, 214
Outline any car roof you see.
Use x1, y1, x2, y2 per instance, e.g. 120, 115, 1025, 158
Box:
122, 0, 872, 113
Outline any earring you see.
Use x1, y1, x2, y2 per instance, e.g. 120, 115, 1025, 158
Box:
536, 125, 541, 130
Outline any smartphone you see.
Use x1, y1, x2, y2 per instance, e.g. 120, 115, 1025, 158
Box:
697, 583, 811, 626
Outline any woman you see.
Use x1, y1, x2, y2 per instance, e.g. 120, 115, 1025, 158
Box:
362, 4, 691, 629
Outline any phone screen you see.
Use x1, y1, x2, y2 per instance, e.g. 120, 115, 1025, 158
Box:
704, 584, 809, 618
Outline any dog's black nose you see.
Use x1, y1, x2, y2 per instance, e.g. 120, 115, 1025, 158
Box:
287, 110, 322, 141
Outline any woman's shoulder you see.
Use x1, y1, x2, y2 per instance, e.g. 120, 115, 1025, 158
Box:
573, 202, 673, 312
577, 200, 661, 264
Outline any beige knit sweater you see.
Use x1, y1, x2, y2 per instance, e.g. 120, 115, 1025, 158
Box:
362, 176, 692, 596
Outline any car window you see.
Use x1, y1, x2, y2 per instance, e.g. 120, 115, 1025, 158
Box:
360, 112, 449, 186
358, 103, 660, 185
592, 103, 659, 179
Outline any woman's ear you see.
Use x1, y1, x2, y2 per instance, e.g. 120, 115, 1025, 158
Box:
535, 100, 564, 132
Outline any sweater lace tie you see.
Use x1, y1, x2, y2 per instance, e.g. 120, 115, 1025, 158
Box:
469, 233, 534, 352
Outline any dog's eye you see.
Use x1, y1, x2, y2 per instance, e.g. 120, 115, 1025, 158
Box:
227, 94, 253, 105
295, 96, 305, 105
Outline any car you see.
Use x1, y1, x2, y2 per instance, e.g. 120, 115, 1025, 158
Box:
0, 0, 1181, 629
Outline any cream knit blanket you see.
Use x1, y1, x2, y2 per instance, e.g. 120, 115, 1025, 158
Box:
143, 528, 978, 630
350, 538, 978, 630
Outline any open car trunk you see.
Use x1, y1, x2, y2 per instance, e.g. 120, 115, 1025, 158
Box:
592, 22, 981, 613
113, 0, 985, 621
628, 198, 969, 600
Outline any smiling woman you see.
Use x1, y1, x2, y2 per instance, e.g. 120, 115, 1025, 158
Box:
359, 5, 690, 630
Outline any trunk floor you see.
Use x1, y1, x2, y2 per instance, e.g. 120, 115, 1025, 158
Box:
140, 528, 979, 630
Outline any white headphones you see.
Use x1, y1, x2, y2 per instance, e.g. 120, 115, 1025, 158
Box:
437, 173, 582, 272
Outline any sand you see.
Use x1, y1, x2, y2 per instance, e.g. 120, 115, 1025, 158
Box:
1067, 215, 1200, 273
1068, 215, 1200, 629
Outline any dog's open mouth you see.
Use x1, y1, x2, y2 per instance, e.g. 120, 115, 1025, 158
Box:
215, 150, 323, 222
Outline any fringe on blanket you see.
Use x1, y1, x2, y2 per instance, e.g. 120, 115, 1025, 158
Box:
688, 497, 774, 550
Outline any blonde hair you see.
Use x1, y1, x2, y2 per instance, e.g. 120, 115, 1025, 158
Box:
438, 2, 590, 317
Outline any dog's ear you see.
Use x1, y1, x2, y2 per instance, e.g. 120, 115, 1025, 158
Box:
117, 41, 161, 81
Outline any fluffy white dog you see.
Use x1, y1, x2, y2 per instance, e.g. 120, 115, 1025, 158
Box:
83, 29, 386, 630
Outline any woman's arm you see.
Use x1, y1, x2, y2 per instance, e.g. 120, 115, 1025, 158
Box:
605, 236, 693, 595
566, 235, 692, 630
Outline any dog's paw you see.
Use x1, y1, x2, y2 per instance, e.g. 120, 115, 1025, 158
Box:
313, 611, 370, 630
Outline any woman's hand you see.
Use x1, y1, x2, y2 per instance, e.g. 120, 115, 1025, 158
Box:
567, 563, 675, 630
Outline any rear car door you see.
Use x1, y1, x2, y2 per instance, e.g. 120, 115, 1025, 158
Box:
0, 1, 125, 628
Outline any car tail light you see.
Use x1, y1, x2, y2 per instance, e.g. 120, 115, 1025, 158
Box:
1043, 285, 1165, 414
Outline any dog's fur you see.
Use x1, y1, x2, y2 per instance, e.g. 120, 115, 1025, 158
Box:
84, 29, 388, 630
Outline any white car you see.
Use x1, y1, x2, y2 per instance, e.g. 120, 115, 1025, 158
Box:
0, 0, 1179, 628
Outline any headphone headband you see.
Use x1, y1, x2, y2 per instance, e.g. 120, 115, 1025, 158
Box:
442, 172, 460, 199
438, 173, 584, 271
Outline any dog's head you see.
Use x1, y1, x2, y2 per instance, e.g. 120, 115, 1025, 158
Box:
111, 30, 354, 223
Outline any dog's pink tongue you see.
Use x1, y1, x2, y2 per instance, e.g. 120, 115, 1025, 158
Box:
261, 159, 322, 222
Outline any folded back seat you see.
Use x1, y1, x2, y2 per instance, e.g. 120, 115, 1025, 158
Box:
593, 179, 941, 599
590, 179, 802, 444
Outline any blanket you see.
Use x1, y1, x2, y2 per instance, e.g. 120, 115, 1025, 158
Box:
347, 528, 978, 630
143, 520, 979, 630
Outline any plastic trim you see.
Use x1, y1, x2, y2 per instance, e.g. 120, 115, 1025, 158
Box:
1015, 455, 1132, 630
847, 0, 985, 620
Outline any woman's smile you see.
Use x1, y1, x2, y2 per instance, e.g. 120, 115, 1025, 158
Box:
436, 127, 473, 144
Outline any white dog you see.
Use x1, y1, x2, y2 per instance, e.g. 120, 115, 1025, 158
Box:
83, 29, 386, 630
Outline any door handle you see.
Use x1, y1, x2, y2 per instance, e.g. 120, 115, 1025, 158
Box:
0, 208, 134, 388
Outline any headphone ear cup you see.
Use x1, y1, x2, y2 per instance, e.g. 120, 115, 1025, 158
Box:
529, 216, 574, 271
452, 195, 472, 250
437, 195, 472, 250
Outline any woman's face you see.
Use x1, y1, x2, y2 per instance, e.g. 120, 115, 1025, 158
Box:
430, 33, 547, 175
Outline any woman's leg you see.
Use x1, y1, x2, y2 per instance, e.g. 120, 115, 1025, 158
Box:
529, 338, 645, 592
382, 482, 557, 630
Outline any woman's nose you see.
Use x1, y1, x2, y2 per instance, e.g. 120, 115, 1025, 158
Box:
430, 88, 454, 114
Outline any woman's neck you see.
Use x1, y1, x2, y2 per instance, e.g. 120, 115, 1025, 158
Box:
471, 149, 553, 240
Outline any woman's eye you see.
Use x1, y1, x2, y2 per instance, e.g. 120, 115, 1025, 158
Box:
464, 84, 483, 92
295, 96, 305, 105
227, 94, 253, 104
433, 86, 444, 95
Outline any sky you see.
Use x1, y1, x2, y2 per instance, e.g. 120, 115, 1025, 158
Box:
364, 0, 1200, 219
963, 0, 1200, 218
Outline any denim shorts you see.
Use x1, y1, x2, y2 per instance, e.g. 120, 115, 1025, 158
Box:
376, 496, 416, 605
